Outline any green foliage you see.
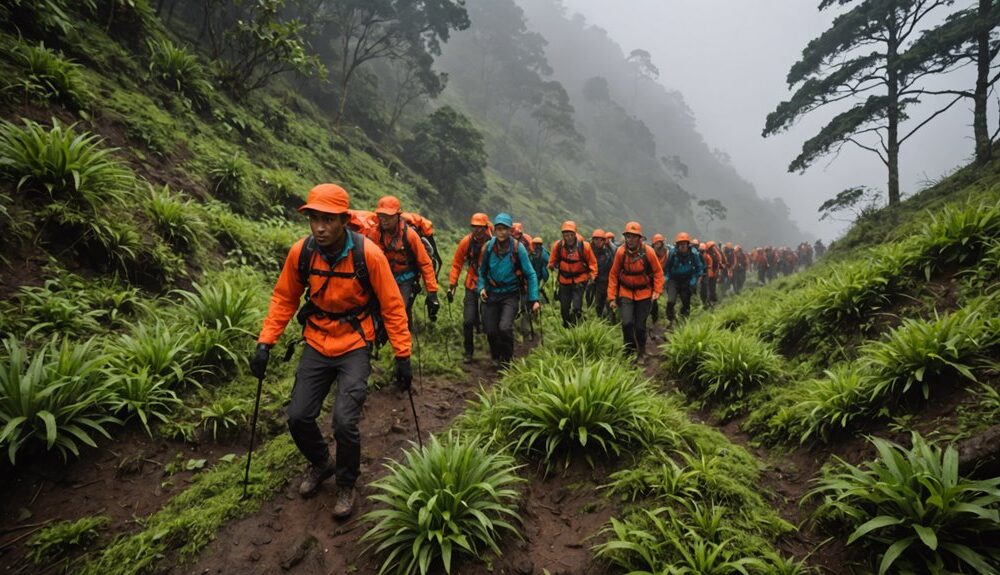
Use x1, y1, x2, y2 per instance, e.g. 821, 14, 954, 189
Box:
660, 320, 723, 379
13, 279, 106, 338
694, 331, 783, 400
27, 515, 110, 564
201, 200, 299, 270
3, 0, 94, 35
206, 152, 260, 211
5, 41, 88, 106
143, 184, 207, 254
402, 106, 484, 211
799, 364, 879, 443
106, 320, 196, 388
807, 433, 1000, 574
147, 38, 212, 107
362, 433, 523, 575
605, 454, 702, 504
196, 396, 247, 440
545, 319, 623, 360
108, 367, 181, 435
920, 201, 1000, 274
0, 337, 118, 464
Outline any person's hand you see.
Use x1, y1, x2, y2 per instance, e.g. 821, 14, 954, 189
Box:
249, 343, 271, 379
608, 298, 618, 310
426, 292, 440, 322
652, 292, 661, 301
531, 301, 540, 315
480, 288, 488, 302
395, 357, 413, 391
446, 286, 455, 304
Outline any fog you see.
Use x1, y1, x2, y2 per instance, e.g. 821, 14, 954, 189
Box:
560, 0, 994, 242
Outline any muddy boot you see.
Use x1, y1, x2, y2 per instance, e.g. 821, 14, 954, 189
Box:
298, 459, 334, 498
332, 486, 356, 519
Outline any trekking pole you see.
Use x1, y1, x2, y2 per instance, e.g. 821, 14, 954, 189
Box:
407, 387, 424, 450
241, 374, 265, 500
413, 304, 424, 394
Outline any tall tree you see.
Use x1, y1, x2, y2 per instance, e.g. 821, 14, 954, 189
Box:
901, 0, 1000, 165
402, 105, 486, 211
764, 0, 957, 206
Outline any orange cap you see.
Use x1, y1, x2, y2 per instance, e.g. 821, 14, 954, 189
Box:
692, 238, 700, 246
561, 220, 577, 233
375, 195, 402, 215
605, 231, 614, 240
706, 240, 716, 249
699, 243, 707, 250
725, 242, 733, 248
652, 233, 665, 244
675, 232, 690, 243
735, 244, 742, 250
623, 221, 642, 236
298, 183, 350, 215
470, 212, 489, 226
592, 228, 606, 239
512, 222, 523, 232
532, 236, 543, 244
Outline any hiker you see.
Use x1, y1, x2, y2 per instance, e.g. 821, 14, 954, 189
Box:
722, 242, 736, 295
548, 221, 597, 328
511, 222, 534, 340
664, 233, 703, 323
447, 212, 493, 361
511, 222, 532, 250
605, 231, 618, 252
814, 239, 826, 259
732, 244, 749, 294
478, 213, 540, 370
649, 233, 668, 324
528, 236, 551, 303
752, 247, 768, 285
590, 229, 615, 320
698, 242, 713, 308
705, 241, 726, 304
249, 184, 412, 519
365, 195, 439, 328
607, 222, 663, 358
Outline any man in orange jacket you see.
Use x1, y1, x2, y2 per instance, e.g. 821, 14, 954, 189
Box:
448, 213, 492, 361
649, 233, 668, 324
249, 184, 412, 519
608, 222, 664, 358
548, 221, 598, 327
365, 195, 439, 328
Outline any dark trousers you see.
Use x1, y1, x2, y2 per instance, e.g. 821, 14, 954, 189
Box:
287, 345, 370, 487
593, 278, 609, 320
558, 282, 586, 327
650, 296, 660, 323
398, 279, 416, 329
462, 288, 480, 356
734, 269, 746, 293
619, 297, 652, 356
757, 266, 767, 284
483, 292, 519, 364
667, 278, 693, 321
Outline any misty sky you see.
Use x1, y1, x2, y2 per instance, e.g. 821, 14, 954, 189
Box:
559, 0, 994, 241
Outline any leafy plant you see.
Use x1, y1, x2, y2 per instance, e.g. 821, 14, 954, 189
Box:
143, 184, 207, 253
107, 320, 195, 388
196, 397, 247, 440
147, 38, 212, 106
26, 515, 110, 564
0, 337, 118, 464
362, 433, 523, 575
546, 319, 623, 360
13, 279, 106, 338
605, 454, 701, 503
206, 152, 256, 209
920, 201, 1000, 274
661, 319, 723, 379
176, 279, 260, 333
7, 41, 87, 106
108, 367, 182, 435
799, 364, 879, 443
694, 330, 783, 399
807, 433, 1000, 574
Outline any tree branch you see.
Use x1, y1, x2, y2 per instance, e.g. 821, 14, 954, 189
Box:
899, 94, 965, 145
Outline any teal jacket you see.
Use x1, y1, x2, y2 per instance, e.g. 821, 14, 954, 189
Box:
477, 238, 540, 302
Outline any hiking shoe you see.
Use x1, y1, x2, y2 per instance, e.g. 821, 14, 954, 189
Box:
332, 486, 356, 519
298, 460, 334, 498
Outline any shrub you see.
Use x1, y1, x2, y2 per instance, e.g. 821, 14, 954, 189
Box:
807, 433, 1000, 574
0, 337, 118, 464
362, 433, 523, 575
798, 365, 879, 443
0, 118, 133, 211
13, 278, 107, 338
207, 152, 259, 210
605, 455, 702, 503
144, 184, 206, 253
660, 319, 723, 379
174, 279, 262, 376
26, 515, 110, 564
108, 367, 181, 435
7, 42, 87, 106
500, 360, 667, 471
147, 38, 212, 106
546, 319, 623, 359
920, 201, 1000, 274
107, 320, 196, 388
694, 330, 783, 399
196, 396, 247, 440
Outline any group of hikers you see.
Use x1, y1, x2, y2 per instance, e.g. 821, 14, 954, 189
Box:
245, 183, 820, 519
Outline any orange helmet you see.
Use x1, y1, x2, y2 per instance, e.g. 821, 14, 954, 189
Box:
699, 243, 708, 250
532, 236, 543, 245
470, 212, 489, 226
725, 242, 733, 249
675, 232, 690, 244
605, 231, 614, 240
735, 244, 742, 251
512, 222, 524, 232
561, 220, 577, 233
623, 221, 643, 236
691, 238, 700, 246
706, 240, 716, 249
652, 233, 665, 244
298, 184, 350, 215
374, 195, 402, 215
592, 228, 606, 239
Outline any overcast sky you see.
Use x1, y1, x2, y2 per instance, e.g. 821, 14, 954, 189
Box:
560, 0, 992, 241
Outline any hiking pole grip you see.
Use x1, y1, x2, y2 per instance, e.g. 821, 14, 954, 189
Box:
242, 374, 265, 500
407, 387, 424, 450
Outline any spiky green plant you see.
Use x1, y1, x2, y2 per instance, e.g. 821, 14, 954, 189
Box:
799, 364, 879, 443
14, 279, 106, 338
147, 38, 212, 105
144, 184, 207, 253
661, 319, 723, 379
362, 433, 523, 575
500, 360, 666, 470
604, 454, 702, 503
26, 515, 110, 564
920, 201, 1000, 274
207, 152, 252, 205
693, 330, 783, 399
176, 280, 260, 333
8, 41, 87, 106
546, 319, 623, 359
196, 396, 247, 440
0, 337, 118, 464
108, 367, 181, 435
107, 320, 196, 388
807, 433, 1000, 575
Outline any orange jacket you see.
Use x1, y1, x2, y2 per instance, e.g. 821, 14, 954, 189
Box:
607, 243, 664, 301
702, 250, 716, 279
402, 212, 434, 237
258, 235, 411, 358
654, 246, 668, 270
548, 238, 598, 285
449, 231, 491, 291
364, 221, 439, 291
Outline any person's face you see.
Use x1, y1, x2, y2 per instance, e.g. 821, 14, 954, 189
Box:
677, 241, 690, 254
378, 213, 399, 231
625, 233, 640, 250
495, 225, 511, 242
592, 237, 605, 249
307, 211, 347, 248
471, 224, 487, 239
562, 231, 575, 245
653, 241, 664, 250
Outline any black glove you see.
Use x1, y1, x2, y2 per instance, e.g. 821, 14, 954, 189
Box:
446, 287, 455, 304
249, 343, 271, 379
395, 357, 413, 391
426, 292, 440, 322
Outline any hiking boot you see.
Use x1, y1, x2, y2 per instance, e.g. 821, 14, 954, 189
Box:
332, 486, 356, 519
298, 459, 334, 498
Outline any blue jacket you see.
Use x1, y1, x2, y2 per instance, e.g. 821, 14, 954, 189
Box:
529, 246, 550, 284
664, 246, 704, 282
594, 245, 615, 280
477, 237, 540, 302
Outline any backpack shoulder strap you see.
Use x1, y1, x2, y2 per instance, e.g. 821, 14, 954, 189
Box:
350, 231, 373, 297
298, 235, 317, 288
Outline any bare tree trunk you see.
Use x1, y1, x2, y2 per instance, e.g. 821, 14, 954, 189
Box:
973, 0, 992, 165
886, 14, 901, 206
